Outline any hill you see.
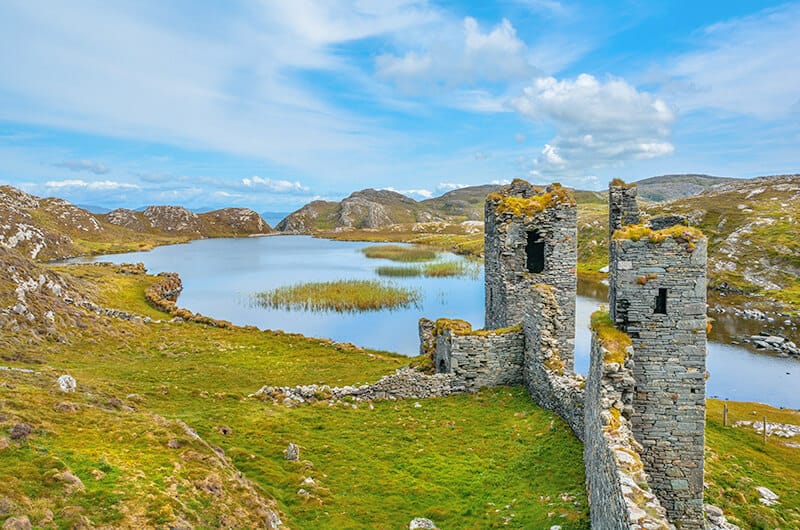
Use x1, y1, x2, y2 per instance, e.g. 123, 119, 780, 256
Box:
633, 174, 736, 202
0, 186, 271, 261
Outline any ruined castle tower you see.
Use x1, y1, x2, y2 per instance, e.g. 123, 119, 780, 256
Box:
608, 179, 640, 233
484, 179, 577, 366
608, 182, 708, 529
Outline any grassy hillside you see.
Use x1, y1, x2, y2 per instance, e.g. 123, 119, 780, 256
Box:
1, 260, 589, 529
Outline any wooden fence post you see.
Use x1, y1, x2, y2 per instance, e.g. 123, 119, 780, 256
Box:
763, 415, 768, 445
723, 403, 728, 427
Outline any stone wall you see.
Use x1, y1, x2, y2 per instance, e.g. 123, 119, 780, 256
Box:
432, 319, 524, 392
609, 232, 708, 529
608, 182, 640, 233
484, 180, 577, 366
521, 285, 585, 439
254, 367, 461, 404
584, 320, 673, 530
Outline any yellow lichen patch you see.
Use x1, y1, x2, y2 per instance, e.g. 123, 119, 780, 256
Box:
544, 355, 565, 375
609, 178, 636, 188
433, 318, 474, 336
604, 407, 622, 434
591, 311, 632, 365
433, 319, 522, 337
488, 183, 576, 217
612, 223, 705, 245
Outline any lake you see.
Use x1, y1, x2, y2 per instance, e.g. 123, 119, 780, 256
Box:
71, 235, 800, 409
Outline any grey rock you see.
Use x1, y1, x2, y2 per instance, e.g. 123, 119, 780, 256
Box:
409, 517, 437, 529
1, 516, 31, 530
57, 374, 77, 392
284, 442, 300, 461
8, 423, 31, 441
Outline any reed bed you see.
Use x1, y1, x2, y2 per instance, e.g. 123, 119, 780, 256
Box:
361, 244, 437, 262
253, 279, 419, 312
375, 265, 423, 277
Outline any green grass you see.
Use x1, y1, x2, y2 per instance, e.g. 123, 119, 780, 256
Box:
0, 263, 590, 528
361, 244, 437, 262
421, 260, 481, 278
374, 261, 481, 279
375, 265, 422, 277
253, 279, 420, 312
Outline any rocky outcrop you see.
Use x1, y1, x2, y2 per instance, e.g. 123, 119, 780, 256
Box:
0, 186, 77, 259
143, 206, 203, 233
201, 208, 271, 235
105, 208, 148, 231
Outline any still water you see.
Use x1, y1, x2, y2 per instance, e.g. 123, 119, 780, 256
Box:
72, 235, 799, 408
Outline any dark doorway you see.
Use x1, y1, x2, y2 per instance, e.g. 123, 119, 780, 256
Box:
526, 230, 545, 273
437, 358, 447, 373
655, 288, 667, 314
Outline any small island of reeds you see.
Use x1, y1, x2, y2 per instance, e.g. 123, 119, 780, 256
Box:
361, 244, 437, 262
375, 260, 481, 279
253, 279, 420, 312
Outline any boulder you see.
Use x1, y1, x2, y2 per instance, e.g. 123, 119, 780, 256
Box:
8, 423, 31, 441
409, 518, 437, 529
284, 442, 300, 461
1, 516, 31, 530
57, 374, 76, 392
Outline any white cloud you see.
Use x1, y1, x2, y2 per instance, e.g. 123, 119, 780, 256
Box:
437, 182, 468, 191
491, 179, 511, 185
54, 159, 110, 175
383, 186, 432, 198
241, 176, 309, 193
44, 179, 139, 190
376, 17, 536, 90
511, 74, 674, 175
514, 133, 526, 143
663, 3, 800, 119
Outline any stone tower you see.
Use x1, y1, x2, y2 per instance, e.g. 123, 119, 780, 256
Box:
609, 221, 708, 529
608, 179, 640, 233
484, 179, 577, 367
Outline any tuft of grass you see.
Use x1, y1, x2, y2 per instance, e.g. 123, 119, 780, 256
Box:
253, 279, 420, 312
361, 244, 437, 262
590, 310, 632, 365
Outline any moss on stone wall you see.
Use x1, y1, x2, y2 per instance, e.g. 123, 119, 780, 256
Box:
612, 223, 705, 247
609, 178, 636, 188
590, 310, 632, 365
433, 318, 522, 337
487, 183, 576, 217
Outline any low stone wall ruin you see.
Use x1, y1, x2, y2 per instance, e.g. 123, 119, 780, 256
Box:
253, 367, 460, 404
430, 319, 524, 392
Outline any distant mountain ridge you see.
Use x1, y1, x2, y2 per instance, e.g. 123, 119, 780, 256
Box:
0, 185, 271, 261
275, 174, 738, 233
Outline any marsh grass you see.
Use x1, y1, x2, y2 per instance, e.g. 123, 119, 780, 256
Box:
374, 265, 422, 277
375, 260, 481, 279
361, 244, 436, 262
422, 260, 481, 278
253, 279, 420, 312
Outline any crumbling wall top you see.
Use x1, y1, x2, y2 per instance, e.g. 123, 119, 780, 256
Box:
433, 318, 522, 337
612, 223, 705, 249
486, 181, 576, 218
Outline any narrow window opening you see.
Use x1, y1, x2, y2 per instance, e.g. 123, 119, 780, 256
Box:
655, 288, 667, 314
526, 230, 545, 273
437, 358, 447, 374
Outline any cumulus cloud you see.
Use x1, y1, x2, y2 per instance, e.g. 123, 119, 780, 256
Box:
54, 159, 110, 175
376, 17, 535, 90
241, 176, 309, 193
491, 179, 511, 185
44, 179, 139, 190
510, 74, 674, 176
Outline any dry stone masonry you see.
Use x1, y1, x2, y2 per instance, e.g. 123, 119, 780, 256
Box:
417, 177, 711, 530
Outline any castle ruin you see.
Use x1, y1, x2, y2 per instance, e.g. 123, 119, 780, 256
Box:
421, 178, 708, 529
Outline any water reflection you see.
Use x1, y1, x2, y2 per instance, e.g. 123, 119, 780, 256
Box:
70, 235, 799, 408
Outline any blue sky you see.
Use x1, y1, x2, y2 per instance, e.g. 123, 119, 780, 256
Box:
0, 0, 798, 212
